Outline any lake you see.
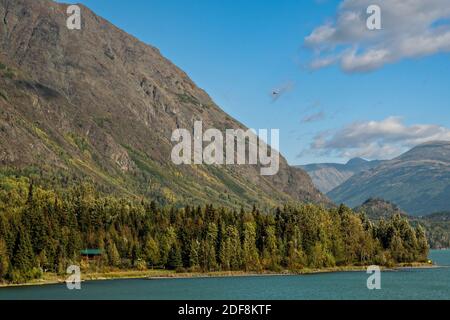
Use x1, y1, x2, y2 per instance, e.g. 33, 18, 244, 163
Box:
1, 250, 450, 300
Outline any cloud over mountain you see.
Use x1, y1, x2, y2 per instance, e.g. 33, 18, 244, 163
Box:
306, 116, 450, 159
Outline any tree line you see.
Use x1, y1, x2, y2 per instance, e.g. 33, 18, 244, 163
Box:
0, 176, 428, 283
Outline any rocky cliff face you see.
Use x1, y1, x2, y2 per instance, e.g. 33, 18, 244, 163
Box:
0, 0, 329, 207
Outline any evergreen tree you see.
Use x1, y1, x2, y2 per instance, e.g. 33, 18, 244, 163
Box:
167, 244, 183, 270
227, 225, 242, 270
204, 223, 218, 270
0, 175, 431, 283
189, 239, 201, 271
0, 239, 9, 279
416, 225, 429, 261
107, 240, 121, 267
12, 227, 35, 273
242, 222, 260, 271
263, 225, 279, 269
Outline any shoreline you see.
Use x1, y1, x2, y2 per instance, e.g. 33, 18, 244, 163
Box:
0, 262, 435, 289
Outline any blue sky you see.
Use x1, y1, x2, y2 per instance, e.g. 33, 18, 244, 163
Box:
61, 0, 450, 165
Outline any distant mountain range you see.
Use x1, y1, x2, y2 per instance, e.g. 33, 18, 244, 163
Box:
298, 158, 383, 193
320, 141, 450, 216
0, 0, 329, 208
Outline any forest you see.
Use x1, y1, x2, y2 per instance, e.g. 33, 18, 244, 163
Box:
411, 212, 450, 249
0, 174, 428, 284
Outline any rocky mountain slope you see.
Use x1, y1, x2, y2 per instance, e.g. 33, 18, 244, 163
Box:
298, 158, 383, 193
0, 0, 329, 208
328, 141, 450, 215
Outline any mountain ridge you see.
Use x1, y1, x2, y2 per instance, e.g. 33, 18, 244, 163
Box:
298, 157, 384, 193
328, 141, 450, 215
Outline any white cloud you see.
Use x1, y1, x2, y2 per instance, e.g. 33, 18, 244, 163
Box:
306, 116, 450, 159
304, 0, 450, 72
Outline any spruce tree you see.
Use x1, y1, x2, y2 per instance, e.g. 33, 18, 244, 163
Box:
167, 244, 183, 270
13, 227, 35, 273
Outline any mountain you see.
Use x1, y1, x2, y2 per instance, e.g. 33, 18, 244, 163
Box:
422, 211, 450, 222
0, 0, 329, 208
298, 158, 383, 193
328, 141, 450, 216
353, 198, 407, 220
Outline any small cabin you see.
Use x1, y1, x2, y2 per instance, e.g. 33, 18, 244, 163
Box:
80, 249, 102, 261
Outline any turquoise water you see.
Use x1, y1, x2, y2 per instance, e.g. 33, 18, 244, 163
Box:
1, 250, 450, 300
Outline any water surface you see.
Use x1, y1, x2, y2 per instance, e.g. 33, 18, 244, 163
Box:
1, 250, 449, 300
